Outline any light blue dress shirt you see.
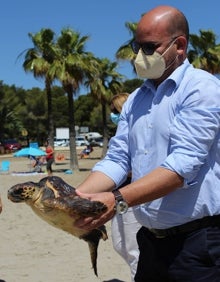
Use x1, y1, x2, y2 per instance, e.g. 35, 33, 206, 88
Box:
93, 59, 220, 229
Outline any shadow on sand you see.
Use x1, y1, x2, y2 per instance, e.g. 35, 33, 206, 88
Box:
103, 279, 126, 282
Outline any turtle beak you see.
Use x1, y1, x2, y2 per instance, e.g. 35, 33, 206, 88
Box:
8, 186, 26, 202
8, 183, 36, 202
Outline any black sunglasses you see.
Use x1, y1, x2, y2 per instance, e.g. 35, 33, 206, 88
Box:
131, 41, 160, 55
131, 36, 181, 55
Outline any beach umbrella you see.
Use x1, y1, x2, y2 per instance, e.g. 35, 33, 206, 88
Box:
14, 147, 46, 157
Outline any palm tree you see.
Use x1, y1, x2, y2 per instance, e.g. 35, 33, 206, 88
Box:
49, 28, 95, 170
0, 82, 24, 139
116, 22, 137, 73
86, 57, 123, 157
188, 29, 220, 74
21, 88, 47, 144
21, 28, 57, 145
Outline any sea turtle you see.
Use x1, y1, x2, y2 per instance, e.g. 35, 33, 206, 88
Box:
8, 176, 108, 276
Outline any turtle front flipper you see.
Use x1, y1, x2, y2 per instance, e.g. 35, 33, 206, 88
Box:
81, 225, 108, 276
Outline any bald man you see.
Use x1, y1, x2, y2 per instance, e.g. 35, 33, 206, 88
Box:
76, 6, 220, 281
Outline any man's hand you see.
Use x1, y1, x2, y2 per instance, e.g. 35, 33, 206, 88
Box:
74, 190, 116, 230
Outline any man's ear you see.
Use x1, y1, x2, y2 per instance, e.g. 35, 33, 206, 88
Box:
176, 36, 187, 55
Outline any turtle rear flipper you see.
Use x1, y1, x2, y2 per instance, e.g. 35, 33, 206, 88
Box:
82, 226, 108, 276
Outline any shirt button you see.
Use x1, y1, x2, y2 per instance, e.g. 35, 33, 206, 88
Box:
144, 150, 148, 154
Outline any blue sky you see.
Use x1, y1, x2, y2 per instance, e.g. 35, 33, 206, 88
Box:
1, 0, 220, 92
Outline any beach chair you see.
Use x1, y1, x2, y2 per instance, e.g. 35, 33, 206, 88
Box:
0, 160, 10, 174
30, 156, 43, 172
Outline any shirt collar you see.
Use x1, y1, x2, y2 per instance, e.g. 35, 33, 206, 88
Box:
168, 58, 191, 88
143, 59, 192, 91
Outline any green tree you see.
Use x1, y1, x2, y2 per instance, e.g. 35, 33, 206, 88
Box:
116, 22, 137, 73
122, 78, 144, 93
50, 28, 96, 170
188, 29, 220, 74
52, 86, 69, 128
21, 87, 47, 145
74, 94, 99, 129
21, 28, 57, 145
0, 82, 25, 140
86, 57, 123, 157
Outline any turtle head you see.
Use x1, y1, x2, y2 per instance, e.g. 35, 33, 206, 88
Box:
8, 182, 41, 203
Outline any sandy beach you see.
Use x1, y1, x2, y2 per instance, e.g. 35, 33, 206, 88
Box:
0, 147, 130, 282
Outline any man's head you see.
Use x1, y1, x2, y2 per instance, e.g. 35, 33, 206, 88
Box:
133, 6, 189, 84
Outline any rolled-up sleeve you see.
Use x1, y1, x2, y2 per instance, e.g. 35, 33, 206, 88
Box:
92, 159, 128, 186
161, 78, 220, 184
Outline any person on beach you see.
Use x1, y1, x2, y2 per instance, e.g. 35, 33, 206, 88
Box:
75, 5, 220, 282
45, 140, 54, 176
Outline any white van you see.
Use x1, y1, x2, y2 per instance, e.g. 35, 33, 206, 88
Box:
85, 132, 102, 141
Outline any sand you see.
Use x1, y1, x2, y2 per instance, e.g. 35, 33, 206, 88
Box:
0, 147, 130, 282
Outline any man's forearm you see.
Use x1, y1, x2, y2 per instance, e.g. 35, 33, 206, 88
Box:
120, 167, 184, 207
77, 171, 116, 193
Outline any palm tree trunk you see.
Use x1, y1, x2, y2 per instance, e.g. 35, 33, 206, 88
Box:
46, 78, 54, 146
67, 90, 79, 171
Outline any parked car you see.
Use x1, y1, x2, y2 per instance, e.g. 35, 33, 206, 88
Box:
85, 132, 102, 141
1, 139, 22, 152
54, 139, 69, 147
75, 136, 89, 147
90, 137, 103, 147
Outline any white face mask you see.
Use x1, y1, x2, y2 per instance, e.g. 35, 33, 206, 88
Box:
134, 40, 175, 79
